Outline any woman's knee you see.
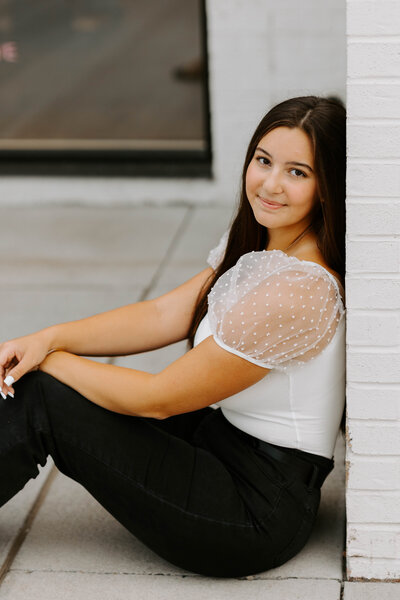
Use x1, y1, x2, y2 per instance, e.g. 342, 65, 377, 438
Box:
15, 369, 55, 395
14, 371, 59, 413
13, 370, 85, 434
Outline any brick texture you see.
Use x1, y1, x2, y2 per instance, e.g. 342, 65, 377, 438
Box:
346, 0, 400, 581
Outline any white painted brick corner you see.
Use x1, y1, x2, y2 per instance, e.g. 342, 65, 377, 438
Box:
346, 0, 400, 581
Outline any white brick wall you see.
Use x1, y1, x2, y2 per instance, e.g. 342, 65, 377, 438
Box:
346, 0, 400, 581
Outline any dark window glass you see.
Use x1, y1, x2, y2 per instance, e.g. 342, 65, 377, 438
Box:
0, 0, 210, 176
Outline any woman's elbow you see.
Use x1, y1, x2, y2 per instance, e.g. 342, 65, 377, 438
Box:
139, 396, 171, 420
146, 404, 170, 420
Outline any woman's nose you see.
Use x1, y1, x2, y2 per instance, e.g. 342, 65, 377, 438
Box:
262, 168, 283, 194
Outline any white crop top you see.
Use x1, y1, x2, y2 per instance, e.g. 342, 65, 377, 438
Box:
193, 234, 346, 459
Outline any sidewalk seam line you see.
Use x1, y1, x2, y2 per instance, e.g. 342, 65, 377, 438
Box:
0, 464, 58, 587
5, 568, 344, 581
139, 205, 194, 302
106, 205, 193, 366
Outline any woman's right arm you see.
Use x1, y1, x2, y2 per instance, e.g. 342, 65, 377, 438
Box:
0, 267, 214, 391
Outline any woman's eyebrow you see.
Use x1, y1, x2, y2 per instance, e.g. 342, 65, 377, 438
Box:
255, 147, 314, 173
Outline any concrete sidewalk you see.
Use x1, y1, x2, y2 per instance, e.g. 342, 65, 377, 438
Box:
0, 205, 395, 599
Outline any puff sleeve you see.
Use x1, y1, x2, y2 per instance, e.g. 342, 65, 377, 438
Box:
207, 250, 345, 372
207, 231, 229, 270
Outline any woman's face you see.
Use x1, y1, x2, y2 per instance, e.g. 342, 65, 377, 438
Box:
245, 126, 318, 235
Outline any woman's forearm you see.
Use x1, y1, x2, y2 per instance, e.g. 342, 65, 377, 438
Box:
43, 300, 176, 357
39, 350, 161, 418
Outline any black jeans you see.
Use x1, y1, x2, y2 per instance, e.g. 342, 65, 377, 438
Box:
1, 371, 334, 578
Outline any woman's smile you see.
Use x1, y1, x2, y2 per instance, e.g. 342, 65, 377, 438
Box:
256, 195, 287, 209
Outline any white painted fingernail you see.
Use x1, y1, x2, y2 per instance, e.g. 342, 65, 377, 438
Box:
4, 375, 14, 386
7, 392, 14, 398
1, 392, 6, 399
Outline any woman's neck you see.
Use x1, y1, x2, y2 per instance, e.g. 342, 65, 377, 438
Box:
265, 224, 315, 254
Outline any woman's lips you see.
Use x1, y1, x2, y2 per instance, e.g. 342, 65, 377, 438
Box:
257, 196, 286, 209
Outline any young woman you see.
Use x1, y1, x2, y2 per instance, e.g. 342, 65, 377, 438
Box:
0, 95, 346, 578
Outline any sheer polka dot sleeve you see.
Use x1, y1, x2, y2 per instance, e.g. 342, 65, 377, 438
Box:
207, 231, 229, 270
207, 250, 345, 372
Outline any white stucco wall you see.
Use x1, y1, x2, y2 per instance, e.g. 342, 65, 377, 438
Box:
0, 0, 345, 206
346, 0, 400, 581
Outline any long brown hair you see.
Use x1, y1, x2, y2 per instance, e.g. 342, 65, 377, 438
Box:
188, 95, 346, 348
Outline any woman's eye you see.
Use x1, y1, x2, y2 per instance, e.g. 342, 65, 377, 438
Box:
290, 168, 306, 178
256, 156, 270, 166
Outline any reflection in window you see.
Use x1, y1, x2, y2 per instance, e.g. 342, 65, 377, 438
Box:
0, 0, 207, 153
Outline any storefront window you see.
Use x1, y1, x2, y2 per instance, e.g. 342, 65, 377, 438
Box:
0, 0, 210, 175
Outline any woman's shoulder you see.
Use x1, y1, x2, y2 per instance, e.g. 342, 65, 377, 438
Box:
291, 249, 342, 282
208, 244, 345, 373
207, 231, 229, 270
286, 243, 345, 305
212, 247, 342, 301
208, 231, 344, 297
